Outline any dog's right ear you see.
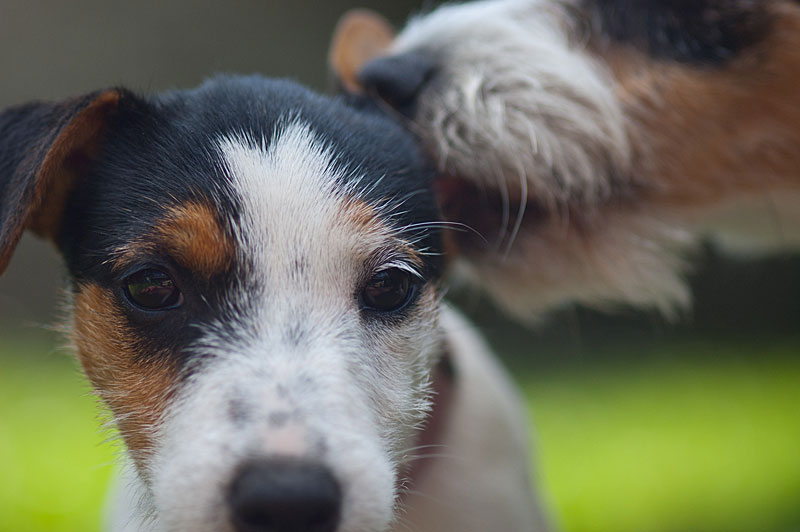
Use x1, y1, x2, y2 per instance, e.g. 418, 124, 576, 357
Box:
0, 90, 124, 275
329, 9, 395, 93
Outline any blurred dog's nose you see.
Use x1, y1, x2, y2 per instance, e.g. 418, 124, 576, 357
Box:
228, 459, 342, 532
358, 52, 436, 113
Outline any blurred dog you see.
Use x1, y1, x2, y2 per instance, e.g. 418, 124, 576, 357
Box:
331, 0, 800, 320
0, 76, 548, 531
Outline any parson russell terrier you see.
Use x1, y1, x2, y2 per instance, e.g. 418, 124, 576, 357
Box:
4, 1, 800, 532
0, 78, 548, 530
331, 0, 800, 320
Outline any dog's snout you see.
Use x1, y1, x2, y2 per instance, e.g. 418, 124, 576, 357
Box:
228, 459, 342, 532
358, 52, 436, 113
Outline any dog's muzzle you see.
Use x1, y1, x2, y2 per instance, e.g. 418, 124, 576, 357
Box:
358, 52, 436, 116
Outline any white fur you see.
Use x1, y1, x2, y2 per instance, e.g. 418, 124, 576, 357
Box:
107, 121, 545, 532
385, 0, 704, 318
110, 305, 546, 532
392, 0, 630, 207
452, 208, 695, 319
385, 0, 800, 319
153, 122, 433, 532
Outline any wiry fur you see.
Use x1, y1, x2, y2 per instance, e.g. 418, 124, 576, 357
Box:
0, 76, 544, 532
105, 122, 542, 531
452, 207, 695, 318
393, 0, 630, 208
353, 0, 800, 319
145, 124, 440, 531
387, 0, 694, 317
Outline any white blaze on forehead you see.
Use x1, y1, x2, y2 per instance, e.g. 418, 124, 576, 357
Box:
220, 121, 353, 268
216, 119, 399, 316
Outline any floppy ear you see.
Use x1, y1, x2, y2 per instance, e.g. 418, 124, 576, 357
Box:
329, 9, 395, 93
0, 90, 124, 275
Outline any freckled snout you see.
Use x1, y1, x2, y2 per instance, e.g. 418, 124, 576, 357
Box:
358, 52, 436, 113
228, 459, 342, 532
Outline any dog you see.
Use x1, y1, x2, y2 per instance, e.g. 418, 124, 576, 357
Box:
330, 0, 800, 320
0, 76, 551, 531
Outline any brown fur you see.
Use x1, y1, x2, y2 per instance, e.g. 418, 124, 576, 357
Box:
344, 197, 425, 268
329, 10, 395, 93
602, 2, 800, 210
26, 92, 122, 241
0, 91, 121, 274
472, 2, 800, 315
72, 283, 178, 467
471, 2, 800, 316
114, 202, 234, 278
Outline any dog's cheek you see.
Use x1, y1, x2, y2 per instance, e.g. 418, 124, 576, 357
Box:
360, 284, 442, 458
72, 283, 178, 466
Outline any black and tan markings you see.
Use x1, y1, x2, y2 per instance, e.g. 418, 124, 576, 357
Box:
584, 0, 774, 65
0, 76, 444, 464
587, 1, 800, 209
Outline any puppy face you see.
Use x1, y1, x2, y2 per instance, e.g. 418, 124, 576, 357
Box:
1, 77, 443, 531
331, 0, 800, 319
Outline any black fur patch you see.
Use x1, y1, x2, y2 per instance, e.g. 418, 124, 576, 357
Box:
358, 52, 437, 116
585, 0, 772, 64
1, 76, 442, 371
0, 91, 111, 273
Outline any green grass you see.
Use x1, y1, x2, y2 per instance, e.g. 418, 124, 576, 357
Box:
523, 345, 800, 532
0, 340, 116, 532
1, 338, 799, 532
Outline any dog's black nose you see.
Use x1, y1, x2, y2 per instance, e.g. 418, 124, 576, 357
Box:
228, 459, 342, 532
358, 52, 436, 113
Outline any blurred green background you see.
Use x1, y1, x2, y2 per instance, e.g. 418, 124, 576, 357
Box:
1, 1, 799, 531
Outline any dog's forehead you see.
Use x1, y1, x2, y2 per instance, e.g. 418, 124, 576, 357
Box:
217, 121, 415, 288
63, 76, 441, 281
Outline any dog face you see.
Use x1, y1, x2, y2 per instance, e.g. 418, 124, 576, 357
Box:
0, 77, 447, 531
331, 0, 800, 319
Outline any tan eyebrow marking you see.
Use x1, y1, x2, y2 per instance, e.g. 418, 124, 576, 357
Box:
113, 202, 234, 278
341, 195, 426, 269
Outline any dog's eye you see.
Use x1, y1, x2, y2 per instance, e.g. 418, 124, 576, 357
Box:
124, 269, 182, 310
361, 268, 415, 313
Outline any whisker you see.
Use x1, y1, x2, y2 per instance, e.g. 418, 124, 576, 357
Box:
505, 159, 529, 256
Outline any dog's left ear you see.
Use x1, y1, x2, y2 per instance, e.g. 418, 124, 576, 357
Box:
0, 90, 124, 275
329, 9, 395, 93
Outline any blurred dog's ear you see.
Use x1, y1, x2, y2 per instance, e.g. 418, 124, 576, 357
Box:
0, 90, 124, 275
329, 9, 395, 93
